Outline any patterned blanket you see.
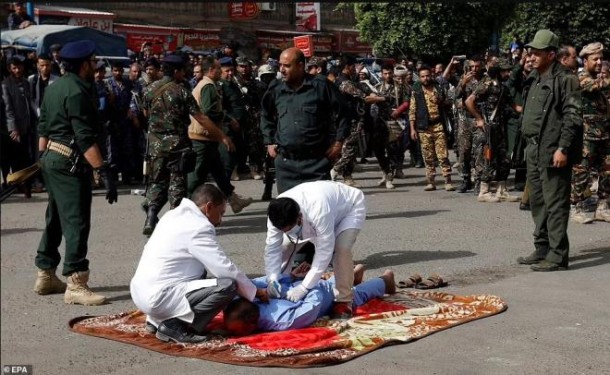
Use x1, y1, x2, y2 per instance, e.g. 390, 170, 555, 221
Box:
69, 291, 507, 368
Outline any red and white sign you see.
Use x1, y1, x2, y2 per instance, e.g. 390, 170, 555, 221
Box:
114, 23, 180, 54
257, 30, 333, 53
295, 2, 321, 31
67, 17, 113, 33
334, 30, 373, 55
294, 35, 314, 57
228, 2, 260, 20
181, 29, 222, 50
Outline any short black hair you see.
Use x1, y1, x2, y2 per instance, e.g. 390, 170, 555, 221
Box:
267, 197, 300, 229
418, 64, 432, 73
191, 184, 226, 207
201, 56, 217, 73
381, 63, 394, 72
224, 298, 260, 336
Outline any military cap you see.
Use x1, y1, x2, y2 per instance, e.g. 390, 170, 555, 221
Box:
235, 56, 249, 65
496, 57, 512, 70
525, 29, 559, 50
49, 43, 62, 53
579, 42, 604, 58
306, 56, 327, 68
162, 54, 185, 67
59, 40, 96, 61
144, 57, 160, 69
95, 61, 106, 71
257, 64, 276, 78
8, 54, 25, 65
219, 56, 234, 66
394, 64, 408, 77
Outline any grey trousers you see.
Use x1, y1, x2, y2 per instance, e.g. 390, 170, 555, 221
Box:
185, 277, 237, 333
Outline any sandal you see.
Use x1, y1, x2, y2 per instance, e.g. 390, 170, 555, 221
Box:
397, 273, 422, 288
415, 274, 448, 289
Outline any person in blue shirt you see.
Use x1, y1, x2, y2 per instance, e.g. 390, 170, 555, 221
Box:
223, 265, 396, 335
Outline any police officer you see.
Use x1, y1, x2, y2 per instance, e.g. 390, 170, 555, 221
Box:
257, 63, 279, 201
260, 47, 350, 194
34, 40, 117, 306
141, 54, 234, 235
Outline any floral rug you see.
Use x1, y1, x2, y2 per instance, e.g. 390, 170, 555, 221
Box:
69, 290, 507, 368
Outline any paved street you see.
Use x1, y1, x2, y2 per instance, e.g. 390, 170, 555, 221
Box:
1, 162, 609, 375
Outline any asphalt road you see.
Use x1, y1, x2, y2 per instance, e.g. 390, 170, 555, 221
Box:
2, 162, 609, 375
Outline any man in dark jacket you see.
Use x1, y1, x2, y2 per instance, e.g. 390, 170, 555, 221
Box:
516, 30, 583, 272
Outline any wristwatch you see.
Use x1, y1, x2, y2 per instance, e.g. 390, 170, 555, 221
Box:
557, 147, 567, 155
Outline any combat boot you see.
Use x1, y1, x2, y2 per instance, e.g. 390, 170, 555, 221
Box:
496, 181, 520, 202
343, 175, 360, 188
34, 268, 66, 295
64, 270, 107, 306
444, 176, 455, 191
229, 193, 253, 214
477, 182, 500, 202
570, 203, 594, 224
424, 177, 436, 191
143, 206, 159, 236
457, 177, 472, 193
250, 166, 263, 180
330, 168, 339, 181
594, 199, 610, 222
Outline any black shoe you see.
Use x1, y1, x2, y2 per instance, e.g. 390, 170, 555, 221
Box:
457, 178, 472, 193
514, 183, 526, 192
145, 321, 158, 334
519, 202, 531, 211
359, 157, 368, 164
261, 191, 272, 201
531, 260, 568, 272
155, 318, 208, 344
517, 253, 545, 265
143, 206, 159, 236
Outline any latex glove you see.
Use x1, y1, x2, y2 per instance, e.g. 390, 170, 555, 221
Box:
286, 284, 309, 303
97, 164, 118, 204
267, 276, 282, 299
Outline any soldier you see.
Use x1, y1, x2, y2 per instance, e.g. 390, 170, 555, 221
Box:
570, 43, 610, 224
186, 56, 253, 214
140, 55, 235, 236
454, 56, 485, 193
374, 64, 400, 189
466, 58, 520, 203
34, 40, 117, 306
260, 47, 350, 194
388, 64, 413, 179
409, 65, 454, 192
256, 64, 279, 200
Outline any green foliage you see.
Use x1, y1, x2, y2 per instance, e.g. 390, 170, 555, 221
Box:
500, 3, 610, 50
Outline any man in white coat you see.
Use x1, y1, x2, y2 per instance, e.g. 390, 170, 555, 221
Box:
130, 184, 268, 344
264, 181, 366, 319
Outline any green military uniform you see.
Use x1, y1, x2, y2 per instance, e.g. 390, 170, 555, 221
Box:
141, 75, 199, 213
520, 55, 582, 269
219, 77, 247, 178
261, 74, 350, 194
36, 72, 99, 276
505, 62, 529, 189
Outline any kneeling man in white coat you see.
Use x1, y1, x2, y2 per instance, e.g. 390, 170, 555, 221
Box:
131, 184, 267, 344
264, 181, 366, 319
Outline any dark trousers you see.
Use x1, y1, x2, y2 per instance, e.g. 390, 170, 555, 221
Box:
526, 143, 572, 265
274, 155, 331, 194
35, 151, 92, 276
187, 140, 235, 197
1, 133, 32, 183
185, 278, 237, 333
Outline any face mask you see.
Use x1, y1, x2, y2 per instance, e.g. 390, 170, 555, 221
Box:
286, 222, 303, 243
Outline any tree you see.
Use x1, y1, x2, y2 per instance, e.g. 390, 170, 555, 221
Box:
342, 2, 513, 62
500, 3, 610, 51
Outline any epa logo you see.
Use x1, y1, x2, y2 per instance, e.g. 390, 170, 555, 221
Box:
3, 366, 32, 374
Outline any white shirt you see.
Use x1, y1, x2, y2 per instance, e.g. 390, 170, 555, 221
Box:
130, 198, 256, 323
264, 181, 366, 290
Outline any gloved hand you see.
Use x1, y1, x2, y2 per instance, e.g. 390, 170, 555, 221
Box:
267, 276, 282, 299
286, 284, 309, 303
97, 164, 118, 204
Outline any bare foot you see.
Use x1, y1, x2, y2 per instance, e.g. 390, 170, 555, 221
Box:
353, 264, 365, 286
380, 270, 396, 294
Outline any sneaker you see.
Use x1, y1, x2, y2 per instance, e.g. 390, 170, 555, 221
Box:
331, 302, 353, 320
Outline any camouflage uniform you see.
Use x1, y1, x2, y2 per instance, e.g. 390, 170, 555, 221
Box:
141, 76, 198, 211
358, 80, 391, 175
332, 73, 367, 178
376, 80, 410, 175
571, 72, 610, 203
470, 76, 512, 183
454, 76, 480, 180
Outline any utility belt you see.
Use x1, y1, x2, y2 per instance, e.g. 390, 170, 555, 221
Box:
279, 147, 326, 161
47, 140, 77, 159
428, 117, 442, 125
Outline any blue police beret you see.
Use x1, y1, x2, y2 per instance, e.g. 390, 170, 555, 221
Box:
162, 55, 185, 66
219, 56, 234, 66
95, 61, 106, 71
144, 57, 160, 69
59, 40, 96, 61
8, 54, 25, 65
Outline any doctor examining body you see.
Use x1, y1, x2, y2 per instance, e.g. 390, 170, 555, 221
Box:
264, 181, 367, 319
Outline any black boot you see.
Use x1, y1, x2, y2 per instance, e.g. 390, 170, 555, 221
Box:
143, 206, 159, 236
457, 177, 473, 193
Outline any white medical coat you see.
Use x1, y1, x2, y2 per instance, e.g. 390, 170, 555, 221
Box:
264, 181, 366, 290
130, 198, 256, 323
